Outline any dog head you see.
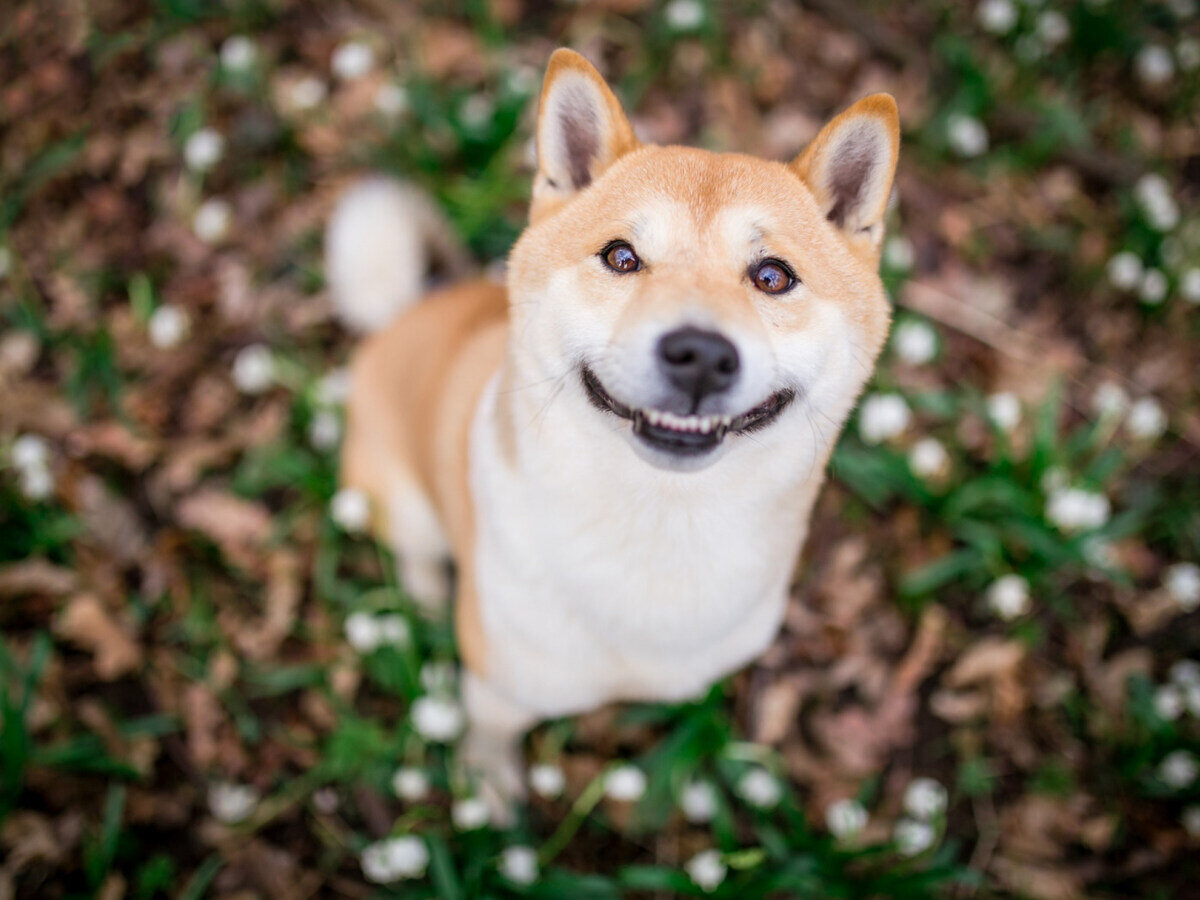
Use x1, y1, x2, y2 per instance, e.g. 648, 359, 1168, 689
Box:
506, 49, 898, 472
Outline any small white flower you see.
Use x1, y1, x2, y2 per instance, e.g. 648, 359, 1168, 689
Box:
1135, 175, 1180, 232
11, 434, 49, 470
1107, 251, 1143, 291
220, 35, 258, 72
987, 574, 1031, 621
1184, 805, 1200, 838
665, 0, 705, 31
193, 198, 232, 243
503, 66, 540, 96
392, 767, 430, 801
331, 40, 374, 80
308, 409, 341, 451
1091, 381, 1129, 419
1135, 45, 1175, 87
825, 798, 869, 838
1165, 563, 1200, 612
977, 0, 1018, 34
289, 75, 327, 111
459, 94, 495, 132
345, 611, 382, 653
903, 778, 949, 820
1126, 397, 1167, 441
0, 245, 10, 278
1171, 660, 1200, 687
909, 438, 949, 479
419, 660, 457, 695
331, 487, 371, 533
1159, 750, 1199, 789
679, 779, 719, 823
314, 367, 351, 406
411, 695, 465, 742
499, 846, 539, 885
946, 113, 989, 158
1138, 269, 1169, 305
1180, 269, 1200, 305
19, 464, 53, 501
529, 763, 566, 799
605, 764, 647, 802
883, 235, 915, 272
893, 320, 938, 365
361, 835, 429, 882
451, 795, 491, 830
685, 849, 727, 892
208, 782, 259, 824
375, 82, 410, 117
376, 613, 410, 646
894, 818, 937, 856
1184, 684, 1200, 718
1036, 10, 1069, 46
736, 768, 782, 809
1154, 684, 1185, 721
232, 343, 274, 394
858, 393, 911, 444
184, 128, 224, 172
1045, 486, 1110, 532
1179, 37, 1200, 72
148, 304, 190, 349
986, 392, 1021, 432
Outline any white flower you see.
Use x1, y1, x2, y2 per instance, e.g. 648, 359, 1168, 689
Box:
892, 320, 938, 365
376, 613, 410, 646
1184, 684, 1200, 718
977, 0, 1018, 34
1184, 806, 1200, 838
1171, 660, 1200, 688
1036, 10, 1069, 46
529, 763, 566, 799
148, 305, 190, 349
1135, 45, 1175, 87
1180, 269, 1200, 305
331, 487, 371, 532
331, 41, 374, 80
11, 434, 49, 470
459, 94, 495, 132
19, 464, 53, 501
220, 36, 258, 72
605, 764, 647, 802
859, 394, 911, 444
894, 818, 937, 856
1091, 381, 1128, 419
1045, 486, 1110, 532
1107, 251, 1143, 290
0, 245, 11, 278
314, 367, 351, 406
679, 779, 719, 822
903, 778, 949, 820
1134, 174, 1180, 232
1138, 269, 1169, 304
685, 849, 727, 892
665, 0, 705, 31
736, 768, 782, 809
193, 198, 232, 243
946, 113, 988, 158
1165, 563, 1200, 612
411, 695, 464, 742
1169, 0, 1197, 17
184, 128, 224, 172
499, 846, 539, 885
375, 82, 409, 117
1159, 750, 1199, 789
392, 767, 430, 801
883, 235, 915, 272
361, 835, 429, 882
208, 782, 259, 824
1154, 684, 1185, 721
451, 795, 491, 830
419, 660, 457, 695
1126, 397, 1167, 441
825, 798, 868, 838
503, 66, 539, 96
1179, 37, 1200, 72
345, 611, 382, 652
909, 438, 949, 479
986, 574, 1031, 621
289, 75, 327, 111
308, 409, 341, 451
232, 343, 274, 394
986, 392, 1021, 432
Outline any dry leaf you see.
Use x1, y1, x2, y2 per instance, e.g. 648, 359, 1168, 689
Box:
55, 594, 142, 680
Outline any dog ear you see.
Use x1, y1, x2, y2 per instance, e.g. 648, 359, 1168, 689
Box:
791, 94, 900, 249
532, 49, 639, 216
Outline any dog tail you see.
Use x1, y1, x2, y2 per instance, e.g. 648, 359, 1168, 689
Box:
325, 176, 468, 333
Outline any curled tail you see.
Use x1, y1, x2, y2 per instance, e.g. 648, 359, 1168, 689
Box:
325, 176, 468, 333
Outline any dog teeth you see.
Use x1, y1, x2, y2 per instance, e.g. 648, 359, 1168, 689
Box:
635, 410, 733, 434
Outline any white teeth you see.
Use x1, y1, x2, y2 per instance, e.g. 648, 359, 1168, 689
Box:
636, 409, 730, 434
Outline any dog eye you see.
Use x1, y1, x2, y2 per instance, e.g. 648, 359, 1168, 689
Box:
751, 259, 795, 295
602, 241, 642, 273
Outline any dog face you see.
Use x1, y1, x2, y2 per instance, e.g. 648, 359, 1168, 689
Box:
507, 50, 899, 472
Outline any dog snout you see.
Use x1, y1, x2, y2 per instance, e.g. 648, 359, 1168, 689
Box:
656, 327, 740, 403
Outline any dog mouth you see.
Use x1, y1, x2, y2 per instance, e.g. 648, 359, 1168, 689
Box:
581, 366, 796, 457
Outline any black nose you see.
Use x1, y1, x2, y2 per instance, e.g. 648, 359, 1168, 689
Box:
657, 327, 740, 401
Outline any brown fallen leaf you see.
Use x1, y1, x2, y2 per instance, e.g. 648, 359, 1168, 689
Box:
184, 682, 223, 770
55, 594, 142, 680
0, 558, 77, 597
233, 550, 301, 660
177, 488, 272, 569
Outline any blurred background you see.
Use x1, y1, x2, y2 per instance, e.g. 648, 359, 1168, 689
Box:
1, 0, 1199, 896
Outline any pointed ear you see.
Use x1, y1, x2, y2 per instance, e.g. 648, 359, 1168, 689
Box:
532, 49, 639, 215
791, 94, 900, 248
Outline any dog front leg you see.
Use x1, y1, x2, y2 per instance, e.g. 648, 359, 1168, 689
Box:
459, 671, 538, 826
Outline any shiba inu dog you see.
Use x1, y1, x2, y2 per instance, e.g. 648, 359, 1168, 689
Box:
330, 49, 899, 815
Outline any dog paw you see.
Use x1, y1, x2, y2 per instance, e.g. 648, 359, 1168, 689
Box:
459, 731, 525, 827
